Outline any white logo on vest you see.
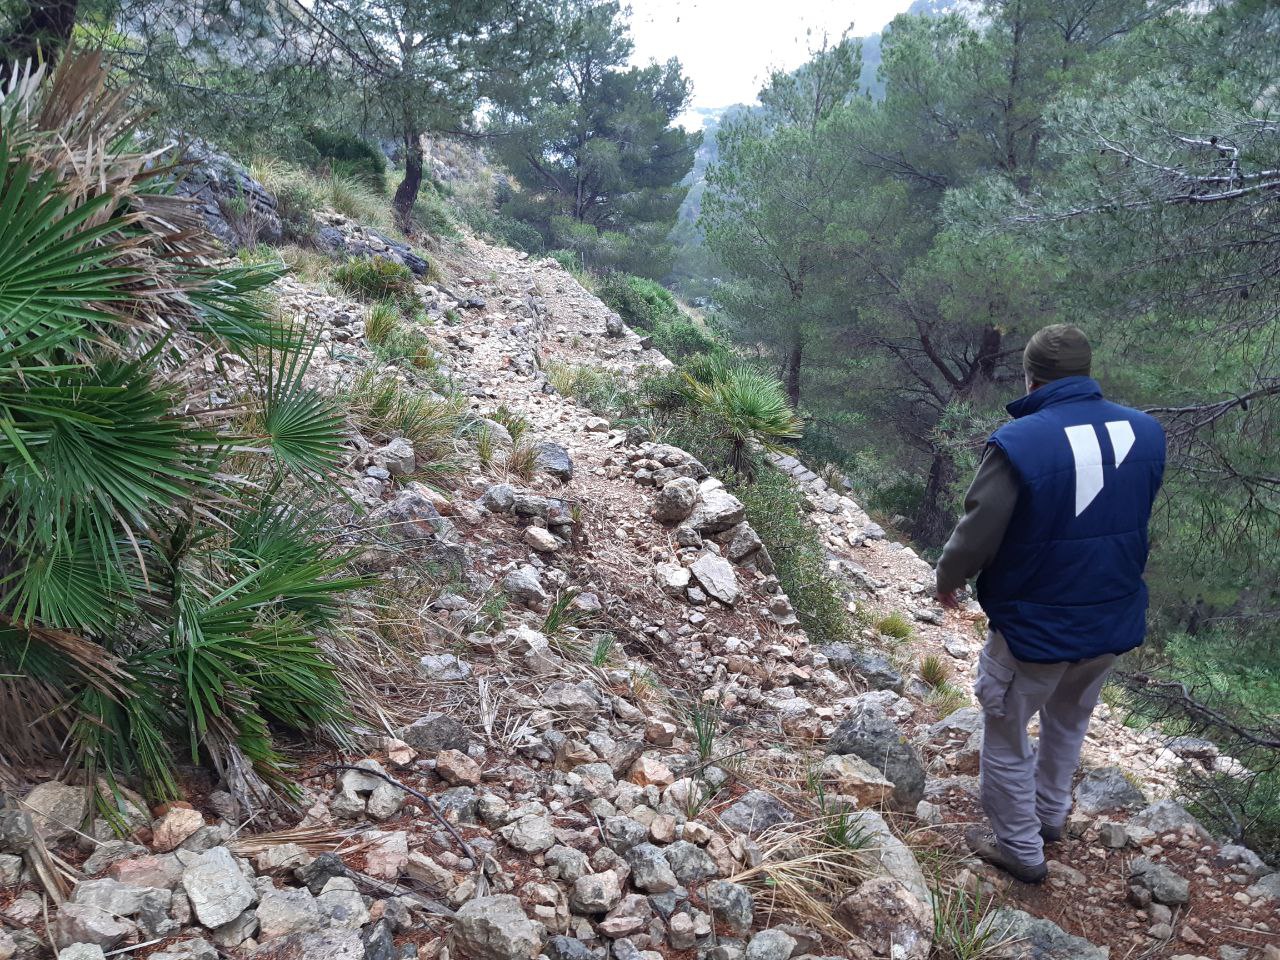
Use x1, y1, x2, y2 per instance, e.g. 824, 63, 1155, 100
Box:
1064, 420, 1136, 516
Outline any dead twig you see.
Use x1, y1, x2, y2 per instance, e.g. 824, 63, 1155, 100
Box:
315, 764, 477, 863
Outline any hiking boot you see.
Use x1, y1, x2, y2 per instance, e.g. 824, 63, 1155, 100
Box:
1040, 822, 1063, 843
965, 827, 1048, 884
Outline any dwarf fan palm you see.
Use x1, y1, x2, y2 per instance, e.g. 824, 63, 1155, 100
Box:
0, 54, 360, 816
681, 363, 804, 478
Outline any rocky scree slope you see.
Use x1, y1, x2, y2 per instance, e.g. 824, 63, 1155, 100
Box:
2, 203, 1278, 960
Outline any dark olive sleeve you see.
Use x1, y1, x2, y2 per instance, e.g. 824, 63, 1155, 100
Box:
935, 446, 1019, 595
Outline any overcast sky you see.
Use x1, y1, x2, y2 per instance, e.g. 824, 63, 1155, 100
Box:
627, 0, 916, 127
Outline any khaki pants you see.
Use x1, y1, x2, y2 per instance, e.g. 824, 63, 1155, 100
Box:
975, 630, 1117, 865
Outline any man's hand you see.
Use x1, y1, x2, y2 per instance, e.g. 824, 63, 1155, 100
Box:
936, 589, 961, 610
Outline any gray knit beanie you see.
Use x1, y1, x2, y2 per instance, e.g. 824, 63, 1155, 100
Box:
1023, 324, 1092, 383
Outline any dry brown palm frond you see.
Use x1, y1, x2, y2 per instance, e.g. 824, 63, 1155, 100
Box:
0, 617, 134, 764
230, 823, 358, 856
1, 51, 221, 344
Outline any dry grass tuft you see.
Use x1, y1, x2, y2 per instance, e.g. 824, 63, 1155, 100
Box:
504, 440, 538, 481
930, 878, 1016, 960
727, 815, 874, 937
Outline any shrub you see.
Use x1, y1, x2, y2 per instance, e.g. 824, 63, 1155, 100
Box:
325, 174, 396, 233
333, 256, 416, 304
929, 682, 972, 717
302, 126, 387, 193
650, 315, 725, 362
598, 273, 680, 330
0, 55, 359, 810
920, 653, 952, 689
542, 360, 634, 418
505, 441, 538, 480
735, 468, 856, 646
491, 404, 529, 443
548, 249, 583, 272
681, 363, 803, 477
374, 326, 437, 371
412, 191, 460, 240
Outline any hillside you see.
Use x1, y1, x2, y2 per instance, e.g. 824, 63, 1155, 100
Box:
3, 145, 1277, 960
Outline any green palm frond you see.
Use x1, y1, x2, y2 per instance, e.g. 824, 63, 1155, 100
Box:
682, 362, 803, 475
0, 154, 140, 351
256, 329, 347, 477
188, 263, 291, 352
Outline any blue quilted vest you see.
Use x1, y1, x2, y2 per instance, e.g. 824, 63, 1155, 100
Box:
976, 377, 1166, 663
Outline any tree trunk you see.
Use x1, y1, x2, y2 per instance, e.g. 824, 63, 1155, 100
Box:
784, 332, 803, 407
392, 131, 423, 230
0, 0, 79, 83
912, 447, 957, 548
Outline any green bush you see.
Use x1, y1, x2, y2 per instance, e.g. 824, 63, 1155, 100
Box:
333, 256, 417, 304
0, 55, 360, 808
650, 315, 725, 362
547, 247, 578, 267
598, 273, 680, 329
456, 202, 546, 253
735, 467, 856, 646
412, 191, 460, 240
303, 126, 387, 193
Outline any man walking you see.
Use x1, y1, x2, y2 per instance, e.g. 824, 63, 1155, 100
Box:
935, 324, 1165, 883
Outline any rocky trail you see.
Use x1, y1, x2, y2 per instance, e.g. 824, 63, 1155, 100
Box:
3, 223, 1278, 960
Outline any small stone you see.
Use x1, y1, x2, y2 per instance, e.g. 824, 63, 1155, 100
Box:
503, 565, 549, 608
624, 844, 677, 894
57, 945, 106, 960
653, 478, 699, 524
816, 754, 895, 808
317, 877, 370, 929
1130, 857, 1190, 905
149, 807, 205, 852
1097, 822, 1128, 848
23, 782, 87, 842
653, 562, 691, 597
719, 790, 793, 836
664, 841, 719, 884
689, 553, 739, 606
569, 872, 622, 914
544, 936, 594, 960
54, 905, 136, 950
365, 783, 405, 821
628, 756, 674, 788
256, 887, 323, 941
689, 489, 746, 534
707, 881, 753, 936
534, 443, 573, 481
976, 907, 1107, 960
524, 526, 560, 553
397, 712, 470, 752
502, 815, 556, 854
826, 706, 926, 811
0, 812, 35, 855
181, 847, 258, 928
835, 877, 931, 960
418, 653, 472, 681
436, 749, 482, 785
1073, 766, 1145, 816
744, 929, 796, 960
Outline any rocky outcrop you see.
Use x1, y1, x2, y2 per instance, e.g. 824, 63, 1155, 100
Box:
177, 139, 282, 247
